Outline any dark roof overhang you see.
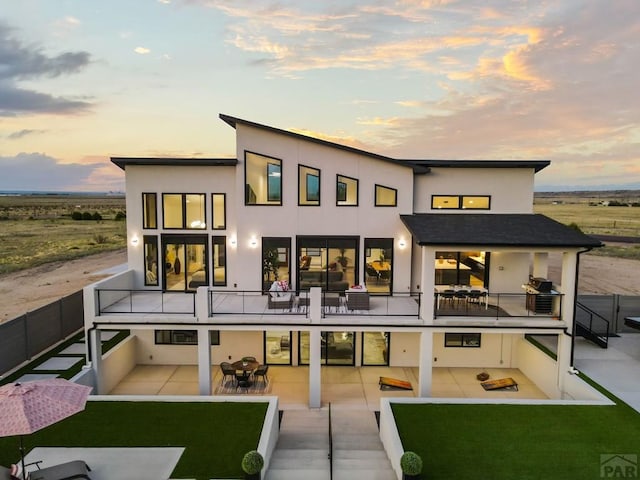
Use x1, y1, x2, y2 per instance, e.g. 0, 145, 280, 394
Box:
111, 157, 237, 171
400, 213, 603, 248
403, 159, 550, 173
219, 113, 430, 174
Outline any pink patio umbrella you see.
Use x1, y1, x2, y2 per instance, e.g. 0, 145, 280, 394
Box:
0, 378, 92, 479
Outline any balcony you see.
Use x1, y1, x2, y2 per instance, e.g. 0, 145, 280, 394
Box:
92, 285, 565, 331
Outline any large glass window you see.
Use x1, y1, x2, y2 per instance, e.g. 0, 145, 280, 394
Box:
336, 175, 358, 206
299, 331, 355, 365
364, 238, 393, 295
245, 151, 282, 205
435, 251, 489, 287
375, 184, 397, 206
163, 235, 208, 291
212, 193, 226, 230
362, 332, 389, 365
445, 333, 481, 347
299, 165, 320, 206
212, 236, 227, 286
162, 193, 206, 229
155, 330, 220, 345
265, 330, 291, 365
262, 237, 291, 292
142, 193, 157, 229
432, 195, 490, 210
144, 235, 158, 286
297, 236, 358, 292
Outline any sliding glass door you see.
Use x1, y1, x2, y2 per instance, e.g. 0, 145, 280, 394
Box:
299, 331, 355, 366
297, 236, 358, 292
162, 234, 208, 292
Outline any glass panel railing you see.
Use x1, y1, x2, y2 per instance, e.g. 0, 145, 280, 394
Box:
97, 289, 195, 315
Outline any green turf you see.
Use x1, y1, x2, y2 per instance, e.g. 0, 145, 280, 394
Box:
392, 390, 640, 480
0, 401, 267, 480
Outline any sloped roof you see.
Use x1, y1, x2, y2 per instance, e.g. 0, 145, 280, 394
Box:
400, 213, 602, 248
219, 113, 430, 173
111, 157, 237, 170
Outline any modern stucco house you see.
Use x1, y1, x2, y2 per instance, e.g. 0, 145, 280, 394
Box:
83, 113, 601, 407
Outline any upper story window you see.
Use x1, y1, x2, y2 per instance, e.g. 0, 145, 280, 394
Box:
375, 184, 397, 207
299, 165, 320, 206
432, 195, 491, 210
162, 193, 206, 229
245, 151, 282, 205
337, 175, 358, 206
212, 193, 226, 230
142, 193, 157, 229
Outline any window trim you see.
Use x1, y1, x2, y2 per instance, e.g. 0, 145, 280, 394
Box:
143, 235, 159, 286
336, 174, 358, 206
211, 193, 226, 230
162, 193, 207, 230
142, 192, 157, 229
154, 330, 220, 345
374, 184, 398, 207
431, 195, 491, 210
244, 150, 283, 206
298, 164, 321, 206
444, 333, 481, 348
212, 236, 227, 286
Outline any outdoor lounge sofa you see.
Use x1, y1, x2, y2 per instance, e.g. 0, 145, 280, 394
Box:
29, 461, 91, 480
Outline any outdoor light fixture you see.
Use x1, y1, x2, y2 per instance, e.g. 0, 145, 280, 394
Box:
130, 235, 139, 246
249, 236, 258, 248
229, 236, 237, 247
398, 238, 407, 249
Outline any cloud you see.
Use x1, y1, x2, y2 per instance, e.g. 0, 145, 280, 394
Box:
134, 46, 151, 54
0, 153, 108, 191
8, 129, 46, 140
0, 21, 92, 116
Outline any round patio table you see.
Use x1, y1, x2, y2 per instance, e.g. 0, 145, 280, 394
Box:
231, 359, 259, 373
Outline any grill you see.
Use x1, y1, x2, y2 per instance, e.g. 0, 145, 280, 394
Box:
528, 277, 552, 292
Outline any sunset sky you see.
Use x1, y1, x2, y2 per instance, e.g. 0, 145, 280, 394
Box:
1, 0, 639, 192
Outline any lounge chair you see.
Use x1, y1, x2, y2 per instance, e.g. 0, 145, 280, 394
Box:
27, 461, 91, 480
267, 291, 293, 310
1, 464, 19, 480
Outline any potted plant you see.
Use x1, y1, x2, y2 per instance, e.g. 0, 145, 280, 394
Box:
400, 451, 423, 480
335, 248, 350, 268
241, 450, 264, 480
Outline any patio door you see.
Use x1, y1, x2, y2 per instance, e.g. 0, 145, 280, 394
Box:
296, 236, 358, 292
364, 238, 393, 295
162, 234, 208, 292
298, 331, 355, 366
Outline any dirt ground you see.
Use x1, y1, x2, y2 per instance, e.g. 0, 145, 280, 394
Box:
0, 249, 638, 323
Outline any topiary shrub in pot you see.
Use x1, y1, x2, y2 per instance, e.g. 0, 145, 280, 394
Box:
241, 450, 264, 480
400, 451, 423, 479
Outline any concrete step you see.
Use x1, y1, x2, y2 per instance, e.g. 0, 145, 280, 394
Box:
332, 468, 396, 480
332, 457, 394, 470
332, 449, 390, 460
264, 469, 330, 480
332, 434, 386, 450
275, 433, 328, 449
270, 448, 329, 469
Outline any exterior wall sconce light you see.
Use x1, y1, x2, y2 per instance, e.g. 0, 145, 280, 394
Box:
398, 238, 407, 249
229, 236, 237, 247
249, 236, 258, 248
130, 235, 139, 246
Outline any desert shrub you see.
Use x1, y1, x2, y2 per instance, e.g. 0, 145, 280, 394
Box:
82, 211, 93, 220
114, 211, 126, 221
567, 222, 583, 233
92, 212, 103, 221
71, 211, 83, 220
93, 234, 109, 244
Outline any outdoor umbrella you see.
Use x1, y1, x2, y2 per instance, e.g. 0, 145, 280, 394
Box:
0, 378, 92, 479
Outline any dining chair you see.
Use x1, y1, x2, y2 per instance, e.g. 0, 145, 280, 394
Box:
220, 362, 236, 385
441, 289, 456, 306
235, 372, 252, 393
454, 289, 469, 308
242, 356, 257, 363
252, 365, 269, 386
467, 289, 483, 307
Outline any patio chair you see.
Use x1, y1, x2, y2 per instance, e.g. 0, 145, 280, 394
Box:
220, 362, 236, 385
235, 372, 252, 393
267, 292, 293, 310
27, 460, 92, 480
252, 364, 269, 386
346, 292, 370, 311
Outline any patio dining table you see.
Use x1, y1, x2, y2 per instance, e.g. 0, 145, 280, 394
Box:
435, 285, 488, 310
231, 359, 259, 374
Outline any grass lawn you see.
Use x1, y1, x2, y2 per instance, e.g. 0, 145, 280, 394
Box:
393, 381, 640, 480
0, 401, 267, 480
